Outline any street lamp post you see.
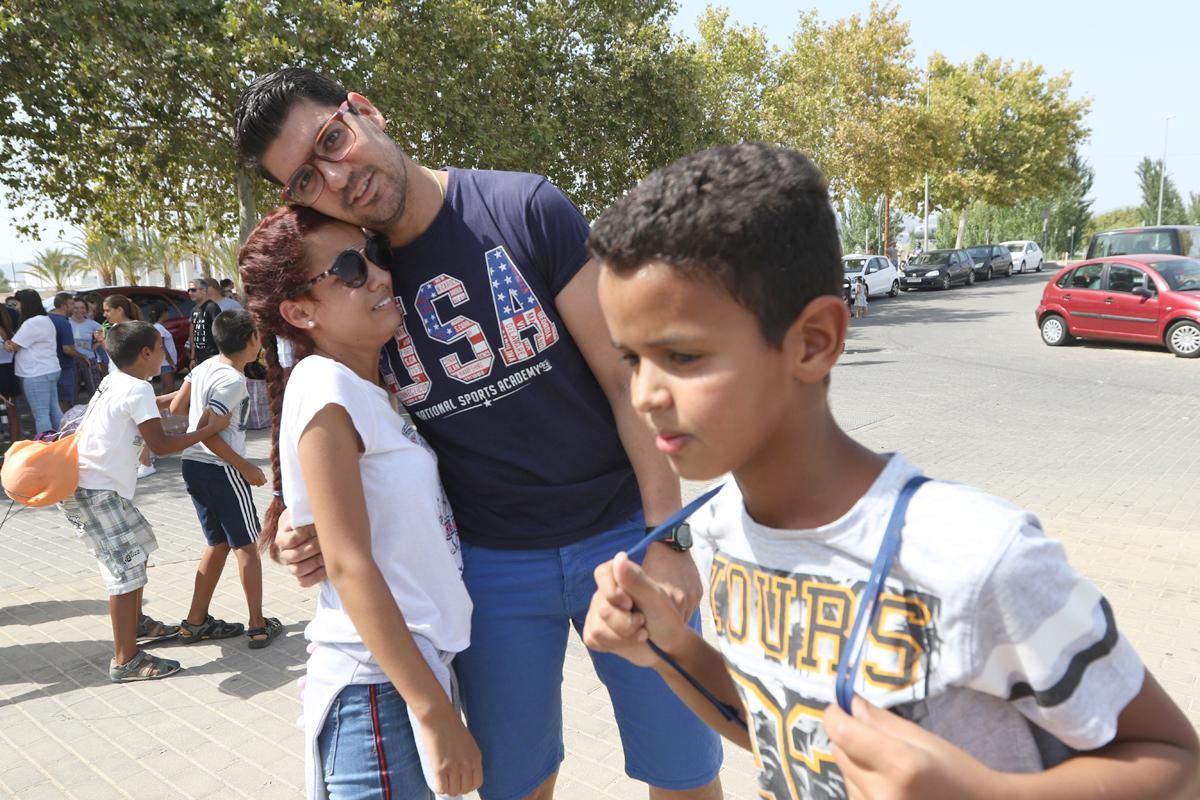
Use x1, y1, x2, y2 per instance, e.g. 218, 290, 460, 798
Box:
1157, 114, 1175, 225
923, 68, 931, 252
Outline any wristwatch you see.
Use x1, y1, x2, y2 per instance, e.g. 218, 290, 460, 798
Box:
649, 522, 693, 552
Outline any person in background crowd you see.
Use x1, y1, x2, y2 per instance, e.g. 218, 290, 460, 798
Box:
218, 278, 243, 311
70, 297, 103, 396
6, 289, 65, 435
147, 303, 178, 394
0, 300, 23, 441
187, 278, 223, 367
48, 292, 89, 409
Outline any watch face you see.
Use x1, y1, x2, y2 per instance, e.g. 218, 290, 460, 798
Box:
675, 522, 693, 549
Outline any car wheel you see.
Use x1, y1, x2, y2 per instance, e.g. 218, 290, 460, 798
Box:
1165, 320, 1200, 358
984, 267, 993, 281
1035, 260, 1043, 273
966, 269, 976, 286
1040, 314, 1072, 346
941, 274, 951, 290
1016, 260, 1025, 274
889, 280, 899, 298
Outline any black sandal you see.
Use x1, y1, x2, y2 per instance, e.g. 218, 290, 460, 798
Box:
136, 615, 180, 645
178, 615, 244, 644
247, 616, 283, 650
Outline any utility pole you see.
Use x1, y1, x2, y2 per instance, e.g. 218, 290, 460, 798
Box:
1157, 114, 1175, 225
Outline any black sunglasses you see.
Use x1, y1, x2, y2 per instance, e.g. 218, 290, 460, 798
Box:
290, 234, 392, 297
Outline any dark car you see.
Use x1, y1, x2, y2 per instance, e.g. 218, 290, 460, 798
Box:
1086, 225, 1200, 260
900, 249, 976, 290
1036, 255, 1200, 357
965, 244, 1014, 281
95, 286, 194, 362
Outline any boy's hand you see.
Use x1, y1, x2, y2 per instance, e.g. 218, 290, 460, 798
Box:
240, 463, 267, 487
584, 552, 689, 667
824, 696, 1008, 800
417, 704, 483, 796
276, 507, 326, 586
200, 409, 232, 433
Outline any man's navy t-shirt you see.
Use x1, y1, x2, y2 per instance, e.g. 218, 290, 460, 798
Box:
49, 313, 74, 370
380, 168, 640, 549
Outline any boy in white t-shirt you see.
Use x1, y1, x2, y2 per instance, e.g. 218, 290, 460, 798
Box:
59, 321, 230, 683
582, 144, 1199, 798
168, 310, 280, 649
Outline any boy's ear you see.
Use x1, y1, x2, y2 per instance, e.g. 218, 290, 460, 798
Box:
782, 296, 848, 384
279, 297, 315, 331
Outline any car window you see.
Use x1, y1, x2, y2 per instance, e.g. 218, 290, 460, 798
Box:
1105, 264, 1149, 294
1005, 243, 1025, 253
1090, 231, 1176, 258
1180, 228, 1200, 257
966, 246, 989, 258
1148, 258, 1200, 291
843, 258, 867, 274
910, 253, 949, 266
1067, 263, 1104, 290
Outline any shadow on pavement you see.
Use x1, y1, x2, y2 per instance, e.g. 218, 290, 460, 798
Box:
0, 639, 115, 706
0, 599, 109, 627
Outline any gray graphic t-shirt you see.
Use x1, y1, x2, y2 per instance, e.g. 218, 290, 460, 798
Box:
691, 454, 1144, 800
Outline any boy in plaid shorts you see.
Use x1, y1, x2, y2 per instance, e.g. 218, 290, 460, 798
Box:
59, 321, 231, 683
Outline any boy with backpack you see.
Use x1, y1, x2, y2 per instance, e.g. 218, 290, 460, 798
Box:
171, 310, 281, 648
59, 321, 230, 682
582, 143, 1199, 798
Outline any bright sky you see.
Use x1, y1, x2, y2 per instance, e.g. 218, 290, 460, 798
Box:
2, 0, 1197, 266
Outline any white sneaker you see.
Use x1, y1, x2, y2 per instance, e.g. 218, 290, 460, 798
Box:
136, 464, 156, 479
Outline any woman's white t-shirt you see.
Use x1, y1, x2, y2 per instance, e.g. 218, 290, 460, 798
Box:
281, 355, 471, 799
11, 315, 60, 378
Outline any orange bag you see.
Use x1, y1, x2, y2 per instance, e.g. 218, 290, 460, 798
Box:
1, 433, 81, 507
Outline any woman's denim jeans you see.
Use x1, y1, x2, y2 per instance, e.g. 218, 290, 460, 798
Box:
21, 371, 63, 434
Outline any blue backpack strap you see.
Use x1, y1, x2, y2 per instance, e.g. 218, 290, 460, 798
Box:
835, 474, 930, 713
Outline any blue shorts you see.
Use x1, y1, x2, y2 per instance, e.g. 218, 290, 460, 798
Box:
454, 514, 723, 800
181, 459, 261, 549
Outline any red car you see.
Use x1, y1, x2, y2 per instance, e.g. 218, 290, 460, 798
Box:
1036, 255, 1200, 358
94, 286, 194, 364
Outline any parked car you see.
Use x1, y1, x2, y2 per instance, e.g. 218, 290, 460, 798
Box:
1000, 240, 1044, 273
95, 286, 194, 362
1035, 255, 1200, 358
965, 244, 1014, 281
842, 254, 900, 298
900, 249, 975, 290
1085, 225, 1200, 260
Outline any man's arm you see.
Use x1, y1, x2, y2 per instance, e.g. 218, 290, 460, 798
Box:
555, 259, 701, 614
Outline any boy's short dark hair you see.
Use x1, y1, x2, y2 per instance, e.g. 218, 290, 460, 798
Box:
588, 142, 842, 347
212, 310, 257, 355
106, 321, 159, 368
235, 68, 348, 182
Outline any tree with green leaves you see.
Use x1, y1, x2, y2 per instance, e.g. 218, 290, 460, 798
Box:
71, 227, 126, 287
922, 54, 1090, 247
691, 8, 777, 145
1136, 157, 1187, 225
1089, 207, 1141, 238
0, 0, 713, 246
24, 247, 83, 291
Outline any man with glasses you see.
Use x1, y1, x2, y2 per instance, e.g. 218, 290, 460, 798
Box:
235, 68, 723, 800
187, 278, 223, 368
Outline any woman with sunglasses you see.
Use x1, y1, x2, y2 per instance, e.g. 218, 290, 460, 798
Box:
241, 206, 479, 800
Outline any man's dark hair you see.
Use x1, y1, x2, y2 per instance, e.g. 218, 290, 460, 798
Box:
192, 277, 220, 293
52, 292, 73, 310
235, 68, 348, 183
219, 278, 234, 291
213, 310, 257, 355
106, 321, 160, 368
588, 143, 842, 347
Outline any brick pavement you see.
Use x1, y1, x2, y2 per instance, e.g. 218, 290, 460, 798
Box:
1, 271, 1197, 797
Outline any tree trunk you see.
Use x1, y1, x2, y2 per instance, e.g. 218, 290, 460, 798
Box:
883, 194, 891, 254
237, 166, 259, 245
955, 206, 969, 249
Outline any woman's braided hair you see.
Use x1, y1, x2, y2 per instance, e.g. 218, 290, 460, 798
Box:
239, 205, 339, 556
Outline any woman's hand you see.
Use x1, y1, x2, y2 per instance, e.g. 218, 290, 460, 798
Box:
416, 704, 483, 796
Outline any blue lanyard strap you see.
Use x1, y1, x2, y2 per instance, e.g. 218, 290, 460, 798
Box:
626, 484, 725, 560
834, 475, 930, 714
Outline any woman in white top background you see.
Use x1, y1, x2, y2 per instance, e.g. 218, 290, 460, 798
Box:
5, 289, 64, 435
241, 205, 479, 800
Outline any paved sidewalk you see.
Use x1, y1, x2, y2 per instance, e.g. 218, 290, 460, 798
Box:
2, 275, 1198, 798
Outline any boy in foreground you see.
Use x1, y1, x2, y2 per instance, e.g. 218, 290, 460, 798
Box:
170, 310, 281, 648
582, 143, 1199, 798
60, 321, 230, 682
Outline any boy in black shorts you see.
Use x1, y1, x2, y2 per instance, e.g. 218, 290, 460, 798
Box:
173, 310, 282, 648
